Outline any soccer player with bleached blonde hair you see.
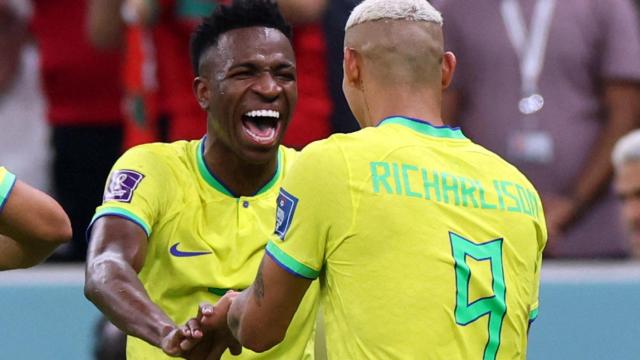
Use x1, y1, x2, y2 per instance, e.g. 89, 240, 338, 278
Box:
203, 0, 548, 358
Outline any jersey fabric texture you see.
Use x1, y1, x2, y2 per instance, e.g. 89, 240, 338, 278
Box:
0, 167, 17, 214
267, 116, 547, 360
89, 140, 318, 359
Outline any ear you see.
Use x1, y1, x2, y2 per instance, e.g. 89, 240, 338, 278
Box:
441, 51, 457, 90
193, 76, 210, 111
343, 47, 362, 89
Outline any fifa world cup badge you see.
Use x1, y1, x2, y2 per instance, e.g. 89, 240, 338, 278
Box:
103, 170, 145, 203
274, 188, 299, 240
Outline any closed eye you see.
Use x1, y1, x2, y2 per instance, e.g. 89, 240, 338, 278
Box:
231, 70, 256, 80
276, 72, 296, 81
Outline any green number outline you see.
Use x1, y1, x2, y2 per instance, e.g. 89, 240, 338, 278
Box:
450, 232, 506, 360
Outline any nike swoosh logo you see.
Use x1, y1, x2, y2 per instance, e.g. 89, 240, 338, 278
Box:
169, 242, 212, 257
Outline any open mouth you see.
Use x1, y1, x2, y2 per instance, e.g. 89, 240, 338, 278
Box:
241, 109, 281, 145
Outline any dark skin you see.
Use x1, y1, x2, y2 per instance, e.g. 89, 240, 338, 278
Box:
84, 26, 297, 357
194, 26, 297, 195
210, 19, 457, 354
225, 257, 310, 352
178, 257, 310, 354
175, 20, 456, 357
0, 179, 72, 270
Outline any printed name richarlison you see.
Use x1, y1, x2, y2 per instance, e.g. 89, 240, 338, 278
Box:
370, 161, 541, 219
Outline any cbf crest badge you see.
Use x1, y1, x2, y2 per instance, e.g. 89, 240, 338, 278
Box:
103, 170, 144, 203
275, 188, 299, 241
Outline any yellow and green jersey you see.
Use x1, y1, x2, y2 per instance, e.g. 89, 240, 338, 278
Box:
0, 167, 16, 213
90, 139, 318, 359
267, 116, 547, 360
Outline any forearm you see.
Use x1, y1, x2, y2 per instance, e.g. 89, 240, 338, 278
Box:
88, 0, 125, 49
0, 234, 58, 270
571, 125, 626, 207
227, 256, 310, 352
0, 181, 72, 247
227, 284, 286, 352
571, 84, 640, 208
85, 255, 176, 347
227, 287, 251, 344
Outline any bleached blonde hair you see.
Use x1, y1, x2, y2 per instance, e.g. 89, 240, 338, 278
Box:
613, 130, 640, 169
345, 0, 443, 31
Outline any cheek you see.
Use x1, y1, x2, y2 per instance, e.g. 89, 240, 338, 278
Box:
622, 200, 640, 224
285, 84, 298, 105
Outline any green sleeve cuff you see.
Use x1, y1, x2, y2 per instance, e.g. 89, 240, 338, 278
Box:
529, 308, 539, 322
0, 171, 17, 214
89, 207, 152, 237
265, 241, 320, 280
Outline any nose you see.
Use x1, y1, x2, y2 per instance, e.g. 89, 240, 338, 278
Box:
252, 72, 282, 101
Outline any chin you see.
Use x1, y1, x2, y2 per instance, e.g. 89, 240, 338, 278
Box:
241, 144, 280, 165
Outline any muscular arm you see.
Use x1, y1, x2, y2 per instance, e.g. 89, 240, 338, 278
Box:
84, 217, 176, 348
87, 0, 125, 49
277, 0, 327, 24
227, 256, 311, 352
547, 82, 640, 236
0, 180, 71, 270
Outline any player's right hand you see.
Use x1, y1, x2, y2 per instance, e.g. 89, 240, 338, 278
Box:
181, 300, 243, 360
160, 324, 203, 358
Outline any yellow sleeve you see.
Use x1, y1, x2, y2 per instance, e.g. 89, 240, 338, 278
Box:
266, 138, 352, 279
0, 167, 17, 214
88, 145, 175, 237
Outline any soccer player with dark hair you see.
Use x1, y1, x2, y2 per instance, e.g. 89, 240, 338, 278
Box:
201, 0, 548, 358
84, 1, 318, 358
0, 167, 72, 270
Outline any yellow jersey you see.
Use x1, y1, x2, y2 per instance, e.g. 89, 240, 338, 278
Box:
0, 167, 16, 213
267, 116, 547, 360
90, 139, 318, 359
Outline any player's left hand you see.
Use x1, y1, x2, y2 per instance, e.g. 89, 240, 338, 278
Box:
182, 296, 242, 360
160, 324, 202, 357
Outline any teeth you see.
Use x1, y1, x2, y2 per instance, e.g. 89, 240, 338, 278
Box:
244, 126, 277, 144
244, 110, 280, 119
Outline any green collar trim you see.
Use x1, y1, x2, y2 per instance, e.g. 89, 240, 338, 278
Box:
196, 139, 282, 198
380, 116, 466, 140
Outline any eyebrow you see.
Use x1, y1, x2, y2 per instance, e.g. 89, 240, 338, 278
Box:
229, 60, 295, 71
274, 63, 296, 71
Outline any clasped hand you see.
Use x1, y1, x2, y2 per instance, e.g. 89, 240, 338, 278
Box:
161, 291, 241, 359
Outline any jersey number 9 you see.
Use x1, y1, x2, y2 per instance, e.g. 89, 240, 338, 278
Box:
450, 232, 506, 360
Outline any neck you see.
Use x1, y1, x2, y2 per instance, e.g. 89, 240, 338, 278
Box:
363, 83, 444, 127
202, 136, 278, 197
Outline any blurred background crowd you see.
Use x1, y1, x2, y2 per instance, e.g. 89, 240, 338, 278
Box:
1, 0, 640, 262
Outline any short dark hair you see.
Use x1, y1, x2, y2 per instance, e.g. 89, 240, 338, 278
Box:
190, 0, 293, 76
